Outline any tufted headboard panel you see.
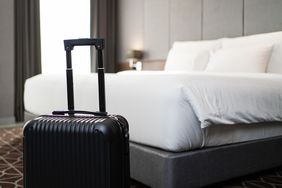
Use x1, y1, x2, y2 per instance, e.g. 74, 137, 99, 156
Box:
118, 0, 282, 61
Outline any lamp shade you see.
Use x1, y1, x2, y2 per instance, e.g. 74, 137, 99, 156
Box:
126, 50, 143, 60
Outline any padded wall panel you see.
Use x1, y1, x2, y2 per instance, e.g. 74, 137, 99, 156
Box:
170, 0, 202, 46
118, 0, 144, 61
0, 0, 14, 121
117, 0, 282, 62
144, 0, 169, 59
203, 0, 243, 39
244, 0, 282, 35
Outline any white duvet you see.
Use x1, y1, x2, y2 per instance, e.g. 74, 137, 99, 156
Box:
180, 73, 282, 128
24, 71, 282, 151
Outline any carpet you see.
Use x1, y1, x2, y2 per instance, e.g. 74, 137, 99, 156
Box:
0, 128, 23, 188
0, 127, 282, 188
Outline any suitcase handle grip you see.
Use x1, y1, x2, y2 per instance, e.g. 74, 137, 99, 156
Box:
64, 38, 106, 114
64, 38, 104, 51
52, 110, 107, 116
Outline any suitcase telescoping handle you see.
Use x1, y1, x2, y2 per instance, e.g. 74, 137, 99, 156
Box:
55, 38, 107, 116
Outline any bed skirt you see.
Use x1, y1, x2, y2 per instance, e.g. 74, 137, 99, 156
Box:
130, 137, 282, 188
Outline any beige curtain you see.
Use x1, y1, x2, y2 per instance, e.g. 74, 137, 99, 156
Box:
91, 0, 117, 73
14, 0, 41, 121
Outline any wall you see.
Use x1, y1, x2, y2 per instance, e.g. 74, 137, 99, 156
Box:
0, 0, 15, 124
118, 0, 282, 61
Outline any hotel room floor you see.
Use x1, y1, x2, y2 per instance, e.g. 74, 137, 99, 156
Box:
0, 126, 281, 188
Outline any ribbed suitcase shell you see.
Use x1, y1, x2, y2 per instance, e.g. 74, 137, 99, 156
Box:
23, 115, 129, 188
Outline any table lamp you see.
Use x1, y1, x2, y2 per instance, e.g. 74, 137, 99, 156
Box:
126, 50, 143, 71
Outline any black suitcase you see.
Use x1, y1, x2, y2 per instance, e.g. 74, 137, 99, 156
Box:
23, 38, 130, 188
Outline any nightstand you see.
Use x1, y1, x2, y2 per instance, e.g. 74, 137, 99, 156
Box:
117, 60, 165, 72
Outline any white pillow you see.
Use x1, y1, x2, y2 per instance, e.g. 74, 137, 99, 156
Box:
267, 43, 282, 74
165, 49, 209, 71
222, 31, 282, 49
165, 39, 222, 71
206, 46, 273, 73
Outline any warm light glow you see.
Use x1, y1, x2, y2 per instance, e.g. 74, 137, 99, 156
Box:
40, 0, 90, 74
132, 39, 143, 51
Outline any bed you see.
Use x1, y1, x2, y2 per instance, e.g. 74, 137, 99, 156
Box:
24, 32, 282, 187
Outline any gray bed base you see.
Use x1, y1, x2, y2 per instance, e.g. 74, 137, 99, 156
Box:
130, 136, 282, 188
25, 113, 282, 187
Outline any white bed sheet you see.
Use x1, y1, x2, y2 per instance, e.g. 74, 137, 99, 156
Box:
24, 71, 282, 152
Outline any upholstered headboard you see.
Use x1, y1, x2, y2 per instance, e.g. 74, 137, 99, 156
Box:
118, 0, 282, 61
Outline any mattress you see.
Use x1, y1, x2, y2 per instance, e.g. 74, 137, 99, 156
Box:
24, 71, 282, 152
